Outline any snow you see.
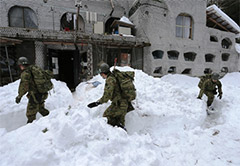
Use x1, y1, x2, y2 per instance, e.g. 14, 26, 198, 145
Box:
207, 5, 240, 33
0, 67, 240, 166
120, 16, 134, 25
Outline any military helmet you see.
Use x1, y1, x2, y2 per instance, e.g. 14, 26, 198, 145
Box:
99, 63, 110, 74
17, 57, 29, 65
211, 73, 219, 80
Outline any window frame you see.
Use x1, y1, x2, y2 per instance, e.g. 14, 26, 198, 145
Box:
176, 13, 193, 39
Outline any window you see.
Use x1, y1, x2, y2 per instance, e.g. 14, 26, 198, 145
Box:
60, 12, 85, 31
184, 52, 196, 61
167, 50, 179, 60
221, 38, 232, 49
181, 68, 191, 74
210, 36, 218, 42
205, 54, 215, 62
222, 53, 230, 61
221, 67, 228, 73
176, 14, 193, 39
168, 66, 176, 73
152, 50, 164, 59
8, 6, 38, 28
153, 67, 162, 74
204, 68, 212, 74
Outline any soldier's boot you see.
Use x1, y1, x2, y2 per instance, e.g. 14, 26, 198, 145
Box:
39, 108, 49, 117
27, 115, 36, 123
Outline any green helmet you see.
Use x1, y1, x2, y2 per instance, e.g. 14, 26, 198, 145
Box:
99, 63, 110, 74
17, 57, 29, 65
211, 73, 219, 80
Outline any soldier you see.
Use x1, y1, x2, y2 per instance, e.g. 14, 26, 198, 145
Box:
200, 73, 223, 108
87, 63, 134, 129
15, 57, 49, 123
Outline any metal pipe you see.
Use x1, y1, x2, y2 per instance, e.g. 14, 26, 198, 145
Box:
5, 46, 13, 82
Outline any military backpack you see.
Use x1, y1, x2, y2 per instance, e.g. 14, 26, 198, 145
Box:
30, 65, 54, 93
198, 74, 212, 89
112, 69, 136, 102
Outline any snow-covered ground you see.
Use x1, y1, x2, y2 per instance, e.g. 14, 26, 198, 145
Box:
0, 67, 240, 166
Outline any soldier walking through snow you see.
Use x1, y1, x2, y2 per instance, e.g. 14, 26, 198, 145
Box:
87, 63, 135, 129
198, 72, 223, 109
15, 57, 51, 123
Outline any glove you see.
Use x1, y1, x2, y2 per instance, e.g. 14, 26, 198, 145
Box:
15, 96, 21, 104
217, 93, 222, 99
87, 101, 100, 108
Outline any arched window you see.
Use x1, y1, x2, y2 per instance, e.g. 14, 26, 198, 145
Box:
222, 53, 230, 61
152, 50, 164, 59
176, 14, 193, 39
205, 54, 215, 62
221, 38, 232, 49
184, 52, 196, 61
153, 66, 162, 74
105, 17, 120, 34
167, 50, 179, 60
210, 35, 218, 42
8, 6, 38, 28
60, 12, 85, 31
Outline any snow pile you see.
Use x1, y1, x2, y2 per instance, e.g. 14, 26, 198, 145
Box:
0, 79, 73, 131
0, 67, 240, 166
120, 16, 134, 25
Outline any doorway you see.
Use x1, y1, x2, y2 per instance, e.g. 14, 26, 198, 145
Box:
48, 49, 80, 91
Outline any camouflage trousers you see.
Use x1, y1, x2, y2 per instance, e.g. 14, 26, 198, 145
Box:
26, 93, 49, 123
204, 91, 215, 107
103, 99, 134, 128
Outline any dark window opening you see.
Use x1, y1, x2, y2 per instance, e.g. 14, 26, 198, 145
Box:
184, 52, 196, 61
153, 67, 162, 74
221, 38, 232, 49
176, 13, 193, 39
168, 66, 176, 73
221, 67, 228, 73
152, 50, 164, 59
210, 35, 218, 42
205, 54, 215, 62
222, 53, 230, 61
105, 17, 120, 35
60, 12, 85, 31
204, 68, 212, 74
167, 50, 179, 60
181, 68, 191, 74
8, 6, 38, 28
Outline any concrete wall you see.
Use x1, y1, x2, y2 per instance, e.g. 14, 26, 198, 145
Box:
129, 0, 239, 77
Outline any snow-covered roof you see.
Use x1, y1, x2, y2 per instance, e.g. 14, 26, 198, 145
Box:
120, 16, 134, 25
207, 5, 240, 34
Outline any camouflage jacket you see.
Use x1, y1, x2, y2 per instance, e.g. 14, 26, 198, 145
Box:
98, 73, 121, 104
18, 65, 38, 98
202, 79, 222, 95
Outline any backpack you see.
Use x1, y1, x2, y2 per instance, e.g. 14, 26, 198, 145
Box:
198, 74, 212, 89
112, 69, 136, 102
30, 65, 54, 93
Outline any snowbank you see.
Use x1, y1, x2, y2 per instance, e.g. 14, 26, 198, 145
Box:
0, 68, 240, 166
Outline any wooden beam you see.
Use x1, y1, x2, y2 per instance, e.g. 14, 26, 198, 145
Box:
207, 16, 230, 32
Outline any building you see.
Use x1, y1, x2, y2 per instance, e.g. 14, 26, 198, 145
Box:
0, 0, 239, 90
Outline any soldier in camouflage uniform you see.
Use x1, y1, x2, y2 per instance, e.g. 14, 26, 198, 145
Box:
87, 63, 133, 129
15, 57, 49, 123
200, 73, 223, 107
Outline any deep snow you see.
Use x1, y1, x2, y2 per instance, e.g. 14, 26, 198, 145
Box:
0, 67, 240, 166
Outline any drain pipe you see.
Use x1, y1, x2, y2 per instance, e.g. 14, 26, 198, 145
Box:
109, 0, 114, 16
5, 46, 13, 82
